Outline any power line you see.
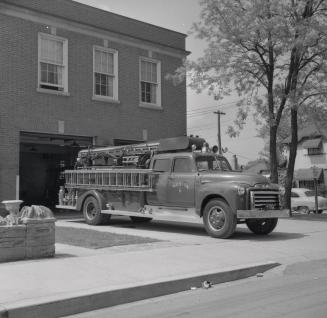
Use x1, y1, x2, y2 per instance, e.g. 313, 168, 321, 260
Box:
186, 93, 266, 117
188, 118, 234, 131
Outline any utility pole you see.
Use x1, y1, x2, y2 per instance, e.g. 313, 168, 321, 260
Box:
213, 110, 226, 155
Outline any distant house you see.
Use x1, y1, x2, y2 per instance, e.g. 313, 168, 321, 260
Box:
283, 122, 327, 191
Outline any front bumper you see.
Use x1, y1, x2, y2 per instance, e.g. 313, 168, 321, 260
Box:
237, 209, 290, 219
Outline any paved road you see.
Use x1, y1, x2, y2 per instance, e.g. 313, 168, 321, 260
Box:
67, 259, 327, 318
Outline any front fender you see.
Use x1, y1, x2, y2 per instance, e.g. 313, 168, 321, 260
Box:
196, 182, 241, 216
76, 190, 106, 211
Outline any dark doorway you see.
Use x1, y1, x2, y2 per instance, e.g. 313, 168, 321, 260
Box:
19, 132, 92, 208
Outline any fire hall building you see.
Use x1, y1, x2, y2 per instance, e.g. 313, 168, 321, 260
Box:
0, 0, 188, 208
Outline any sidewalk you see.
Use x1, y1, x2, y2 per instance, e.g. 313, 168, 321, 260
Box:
1, 217, 327, 318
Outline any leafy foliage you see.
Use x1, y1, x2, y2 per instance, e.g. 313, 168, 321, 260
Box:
168, 0, 327, 185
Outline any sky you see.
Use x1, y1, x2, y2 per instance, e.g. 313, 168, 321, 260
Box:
75, 0, 265, 165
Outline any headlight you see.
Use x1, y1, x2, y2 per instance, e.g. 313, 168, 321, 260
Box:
237, 185, 246, 196
279, 186, 285, 195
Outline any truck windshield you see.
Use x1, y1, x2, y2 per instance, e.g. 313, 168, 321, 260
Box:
195, 155, 231, 172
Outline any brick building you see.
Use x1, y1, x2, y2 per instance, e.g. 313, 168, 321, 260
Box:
0, 0, 188, 207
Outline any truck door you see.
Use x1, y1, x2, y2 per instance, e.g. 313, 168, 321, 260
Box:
146, 157, 171, 206
167, 157, 196, 207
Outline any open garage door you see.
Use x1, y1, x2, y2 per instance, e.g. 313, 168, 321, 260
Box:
19, 132, 93, 208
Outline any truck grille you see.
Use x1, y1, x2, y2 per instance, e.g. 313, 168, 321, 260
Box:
250, 190, 279, 210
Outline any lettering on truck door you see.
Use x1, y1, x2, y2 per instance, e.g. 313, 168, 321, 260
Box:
167, 157, 196, 207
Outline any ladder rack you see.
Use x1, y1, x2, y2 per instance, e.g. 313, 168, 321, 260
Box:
78, 142, 160, 159
64, 169, 154, 192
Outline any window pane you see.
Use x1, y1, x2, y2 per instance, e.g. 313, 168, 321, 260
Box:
40, 37, 63, 64
100, 73, 107, 86
57, 66, 63, 85
153, 159, 171, 172
95, 73, 113, 97
141, 82, 146, 102
150, 83, 157, 103
95, 73, 100, 84
41, 63, 48, 82
173, 158, 194, 173
40, 62, 62, 86
141, 60, 157, 83
107, 76, 113, 97
94, 51, 101, 73
95, 49, 114, 75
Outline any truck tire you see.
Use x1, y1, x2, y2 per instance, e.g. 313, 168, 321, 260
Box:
246, 218, 278, 235
83, 196, 110, 225
130, 216, 152, 223
203, 199, 237, 239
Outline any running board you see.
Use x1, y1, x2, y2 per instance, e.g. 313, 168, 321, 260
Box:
101, 205, 202, 224
55, 205, 77, 210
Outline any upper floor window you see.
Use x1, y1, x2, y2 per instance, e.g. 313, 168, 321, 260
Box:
38, 33, 68, 92
302, 138, 323, 155
140, 58, 161, 107
93, 46, 118, 100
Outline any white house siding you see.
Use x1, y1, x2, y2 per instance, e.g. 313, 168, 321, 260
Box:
291, 142, 327, 170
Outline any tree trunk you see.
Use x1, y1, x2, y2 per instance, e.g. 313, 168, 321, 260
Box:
270, 125, 278, 183
284, 108, 298, 210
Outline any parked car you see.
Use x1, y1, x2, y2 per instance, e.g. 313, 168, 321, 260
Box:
291, 188, 327, 214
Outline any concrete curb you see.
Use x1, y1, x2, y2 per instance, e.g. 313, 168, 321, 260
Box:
0, 261, 279, 318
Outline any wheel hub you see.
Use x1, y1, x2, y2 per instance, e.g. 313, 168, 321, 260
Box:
86, 203, 96, 219
208, 207, 225, 230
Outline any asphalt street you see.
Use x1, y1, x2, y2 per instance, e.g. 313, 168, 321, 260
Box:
66, 258, 327, 318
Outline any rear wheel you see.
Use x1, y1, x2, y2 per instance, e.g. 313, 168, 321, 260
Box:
246, 218, 278, 235
317, 210, 323, 214
203, 199, 236, 239
83, 196, 110, 225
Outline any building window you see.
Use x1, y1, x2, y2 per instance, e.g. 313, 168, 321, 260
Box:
307, 147, 322, 155
93, 46, 118, 100
38, 33, 68, 92
140, 58, 161, 107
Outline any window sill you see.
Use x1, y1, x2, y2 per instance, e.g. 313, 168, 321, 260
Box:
92, 96, 120, 104
37, 88, 70, 96
139, 102, 162, 110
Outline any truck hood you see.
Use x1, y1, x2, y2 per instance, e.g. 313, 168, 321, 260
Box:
199, 170, 272, 187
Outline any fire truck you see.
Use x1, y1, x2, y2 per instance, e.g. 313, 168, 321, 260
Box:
56, 136, 289, 238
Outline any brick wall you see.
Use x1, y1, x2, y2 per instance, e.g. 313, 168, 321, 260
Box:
3, 0, 186, 51
0, 8, 187, 201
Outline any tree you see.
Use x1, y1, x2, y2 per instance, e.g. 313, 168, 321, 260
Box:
168, 0, 327, 208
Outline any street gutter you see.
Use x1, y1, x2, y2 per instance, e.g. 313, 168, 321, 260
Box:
0, 261, 279, 318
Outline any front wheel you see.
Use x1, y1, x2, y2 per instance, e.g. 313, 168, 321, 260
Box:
83, 196, 110, 225
246, 218, 278, 235
203, 199, 237, 239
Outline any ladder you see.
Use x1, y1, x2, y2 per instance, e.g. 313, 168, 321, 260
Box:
78, 141, 160, 159
64, 168, 154, 192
